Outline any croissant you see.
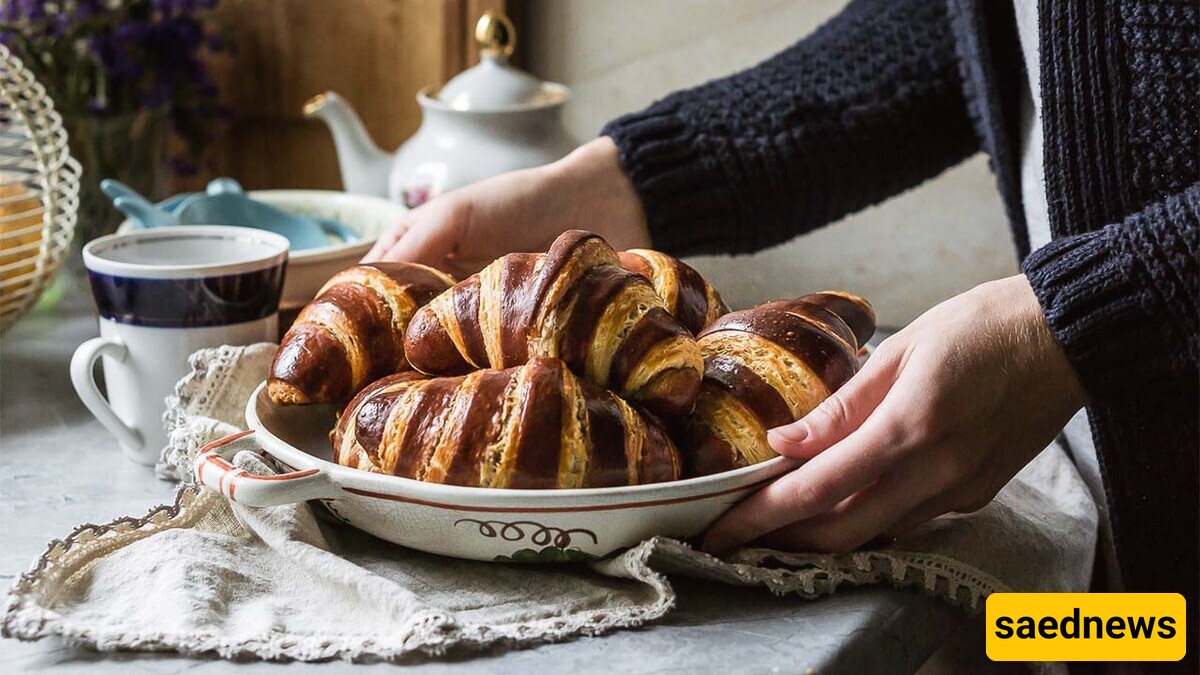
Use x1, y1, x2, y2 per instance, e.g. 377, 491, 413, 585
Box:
404, 230, 704, 417
331, 357, 681, 488
268, 262, 455, 406
618, 249, 728, 334
684, 291, 876, 477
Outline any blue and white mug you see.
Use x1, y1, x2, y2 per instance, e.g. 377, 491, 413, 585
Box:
71, 226, 289, 465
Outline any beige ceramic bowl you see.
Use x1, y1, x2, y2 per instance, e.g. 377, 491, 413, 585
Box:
119, 190, 405, 311
192, 382, 792, 562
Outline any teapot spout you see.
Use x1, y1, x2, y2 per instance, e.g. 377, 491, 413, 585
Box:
304, 91, 392, 197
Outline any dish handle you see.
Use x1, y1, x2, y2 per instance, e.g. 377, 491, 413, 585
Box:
194, 430, 341, 507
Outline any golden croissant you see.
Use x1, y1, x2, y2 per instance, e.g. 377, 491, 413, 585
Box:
618, 249, 728, 334
331, 357, 681, 488
268, 262, 454, 406
685, 291, 876, 476
403, 230, 704, 417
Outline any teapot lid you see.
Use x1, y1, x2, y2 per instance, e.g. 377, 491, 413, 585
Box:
428, 11, 567, 111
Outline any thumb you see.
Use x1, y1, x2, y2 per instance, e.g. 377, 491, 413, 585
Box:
768, 346, 898, 459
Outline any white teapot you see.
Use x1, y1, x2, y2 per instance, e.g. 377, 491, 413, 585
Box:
305, 11, 577, 208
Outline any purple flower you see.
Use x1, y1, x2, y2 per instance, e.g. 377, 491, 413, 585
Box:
7, 0, 229, 170
165, 16, 203, 48
49, 13, 70, 37
16, 0, 46, 22
152, 0, 187, 14
153, 0, 217, 16
112, 20, 151, 43
73, 1, 106, 21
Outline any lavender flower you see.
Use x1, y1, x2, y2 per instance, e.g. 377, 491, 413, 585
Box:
0, 0, 230, 174
72, 1, 106, 21
16, 0, 47, 22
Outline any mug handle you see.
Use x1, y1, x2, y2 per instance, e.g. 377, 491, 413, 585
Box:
70, 336, 143, 452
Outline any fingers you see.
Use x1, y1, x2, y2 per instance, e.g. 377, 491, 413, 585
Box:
756, 462, 1004, 553
767, 346, 900, 460
361, 196, 472, 269
362, 219, 407, 262
755, 448, 946, 552
381, 215, 462, 269
702, 404, 905, 554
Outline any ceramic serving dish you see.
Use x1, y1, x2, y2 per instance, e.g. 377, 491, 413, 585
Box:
193, 382, 792, 562
119, 190, 405, 311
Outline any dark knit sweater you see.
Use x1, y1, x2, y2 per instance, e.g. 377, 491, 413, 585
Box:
602, 0, 1199, 652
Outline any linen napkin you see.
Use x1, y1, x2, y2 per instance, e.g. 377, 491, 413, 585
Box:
2, 344, 1098, 662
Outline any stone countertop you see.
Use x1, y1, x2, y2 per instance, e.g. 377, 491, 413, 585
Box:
0, 269, 975, 674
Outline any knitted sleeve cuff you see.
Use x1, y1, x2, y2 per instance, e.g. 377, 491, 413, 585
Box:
598, 0, 975, 257
1022, 186, 1200, 400
600, 101, 738, 256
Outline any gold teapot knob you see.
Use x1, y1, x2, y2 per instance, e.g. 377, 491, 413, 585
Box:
475, 10, 516, 59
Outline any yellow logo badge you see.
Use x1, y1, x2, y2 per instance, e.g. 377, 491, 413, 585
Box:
986, 593, 1186, 662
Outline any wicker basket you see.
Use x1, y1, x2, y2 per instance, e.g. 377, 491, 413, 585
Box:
0, 44, 81, 333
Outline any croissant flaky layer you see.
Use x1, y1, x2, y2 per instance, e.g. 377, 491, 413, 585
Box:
331, 358, 682, 488
268, 262, 454, 406
685, 292, 876, 477
404, 230, 704, 417
618, 249, 728, 334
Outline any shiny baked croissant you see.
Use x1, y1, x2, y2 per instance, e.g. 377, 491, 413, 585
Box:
404, 230, 704, 417
618, 249, 728, 334
268, 263, 454, 406
331, 357, 682, 488
685, 291, 876, 477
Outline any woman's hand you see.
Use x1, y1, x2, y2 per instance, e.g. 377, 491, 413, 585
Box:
363, 137, 651, 278
703, 275, 1087, 554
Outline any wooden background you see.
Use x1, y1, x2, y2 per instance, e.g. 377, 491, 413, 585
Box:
176, 0, 510, 192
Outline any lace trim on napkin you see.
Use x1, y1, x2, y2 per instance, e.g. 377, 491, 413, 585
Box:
158, 342, 276, 481
642, 539, 1007, 611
